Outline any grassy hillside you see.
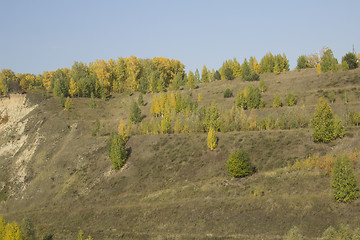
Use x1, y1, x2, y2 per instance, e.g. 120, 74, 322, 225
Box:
1, 68, 360, 239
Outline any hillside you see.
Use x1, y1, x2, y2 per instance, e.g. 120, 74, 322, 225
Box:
1, 68, 360, 239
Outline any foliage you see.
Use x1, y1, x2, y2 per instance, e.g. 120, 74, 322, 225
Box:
296, 55, 310, 69
286, 93, 297, 106
129, 101, 142, 123
331, 155, 359, 203
20, 218, 36, 240
90, 92, 96, 108
201, 65, 210, 83
187, 71, 195, 89
64, 97, 73, 111
346, 110, 360, 126
312, 98, 343, 143
213, 70, 221, 80
320, 48, 338, 73
341, 61, 349, 71
226, 149, 254, 178
203, 102, 220, 131
223, 88, 233, 98
223, 67, 234, 80
241, 59, 259, 81
273, 93, 282, 108
107, 133, 128, 170
236, 85, 263, 110
219, 58, 240, 80
260, 52, 289, 74
207, 127, 217, 150
194, 69, 200, 84
342, 52, 358, 70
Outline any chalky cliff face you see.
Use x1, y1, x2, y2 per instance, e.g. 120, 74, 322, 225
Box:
0, 94, 40, 196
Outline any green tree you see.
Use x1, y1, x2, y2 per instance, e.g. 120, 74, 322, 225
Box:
64, 97, 73, 110
342, 52, 358, 70
342, 61, 349, 71
203, 102, 220, 131
320, 48, 338, 73
245, 85, 263, 109
213, 70, 221, 80
331, 155, 359, 203
312, 98, 343, 143
259, 79, 267, 92
90, 92, 96, 108
226, 149, 254, 178
194, 68, 200, 84
223, 67, 234, 80
108, 133, 128, 170
129, 101, 142, 123
296, 55, 310, 69
207, 127, 217, 150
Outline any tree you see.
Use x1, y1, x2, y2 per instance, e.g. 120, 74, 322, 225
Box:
64, 97, 73, 110
77, 229, 84, 240
226, 149, 254, 178
342, 52, 358, 70
320, 48, 338, 73
4, 222, 23, 240
273, 93, 282, 107
129, 101, 142, 123
201, 65, 209, 83
223, 67, 234, 80
213, 70, 221, 80
187, 71, 195, 89
207, 127, 217, 150
259, 79, 267, 92
194, 69, 200, 84
69, 78, 79, 97
312, 98, 343, 143
90, 92, 96, 108
108, 133, 128, 170
296, 55, 310, 69
331, 155, 359, 203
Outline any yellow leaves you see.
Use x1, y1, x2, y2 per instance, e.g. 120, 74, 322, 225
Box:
118, 119, 129, 143
90, 59, 112, 93
69, 78, 79, 97
42, 71, 54, 91
207, 127, 217, 150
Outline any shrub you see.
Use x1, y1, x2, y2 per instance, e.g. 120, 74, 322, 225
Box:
107, 133, 128, 170
331, 155, 359, 203
223, 88, 233, 98
91, 119, 100, 136
226, 149, 254, 178
286, 93, 297, 106
259, 79, 267, 92
273, 93, 282, 108
138, 93, 145, 106
64, 97, 73, 110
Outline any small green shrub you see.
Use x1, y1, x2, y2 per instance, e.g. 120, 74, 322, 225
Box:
286, 93, 297, 106
91, 119, 100, 136
223, 88, 233, 98
273, 93, 282, 108
226, 149, 254, 178
331, 155, 359, 203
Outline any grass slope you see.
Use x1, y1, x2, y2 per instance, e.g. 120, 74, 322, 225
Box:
1, 68, 360, 239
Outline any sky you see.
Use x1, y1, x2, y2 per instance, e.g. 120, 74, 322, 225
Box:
0, 0, 359, 74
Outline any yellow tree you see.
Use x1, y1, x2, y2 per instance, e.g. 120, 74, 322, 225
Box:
42, 71, 54, 91
207, 127, 217, 150
126, 56, 142, 92
90, 59, 112, 94
0, 217, 6, 239
4, 222, 23, 240
69, 78, 79, 97
118, 119, 128, 143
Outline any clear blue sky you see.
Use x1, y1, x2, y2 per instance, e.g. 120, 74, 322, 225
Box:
0, 0, 359, 74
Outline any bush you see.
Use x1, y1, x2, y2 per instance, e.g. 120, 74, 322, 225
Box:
64, 97, 73, 110
91, 119, 100, 136
138, 93, 145, 106
107, 133, 128, 170
226, 149, 254, 178
273, 93, 282, 107
331, 155, 359, 203
223, 88, 233, 98
286, 93, 297, 106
